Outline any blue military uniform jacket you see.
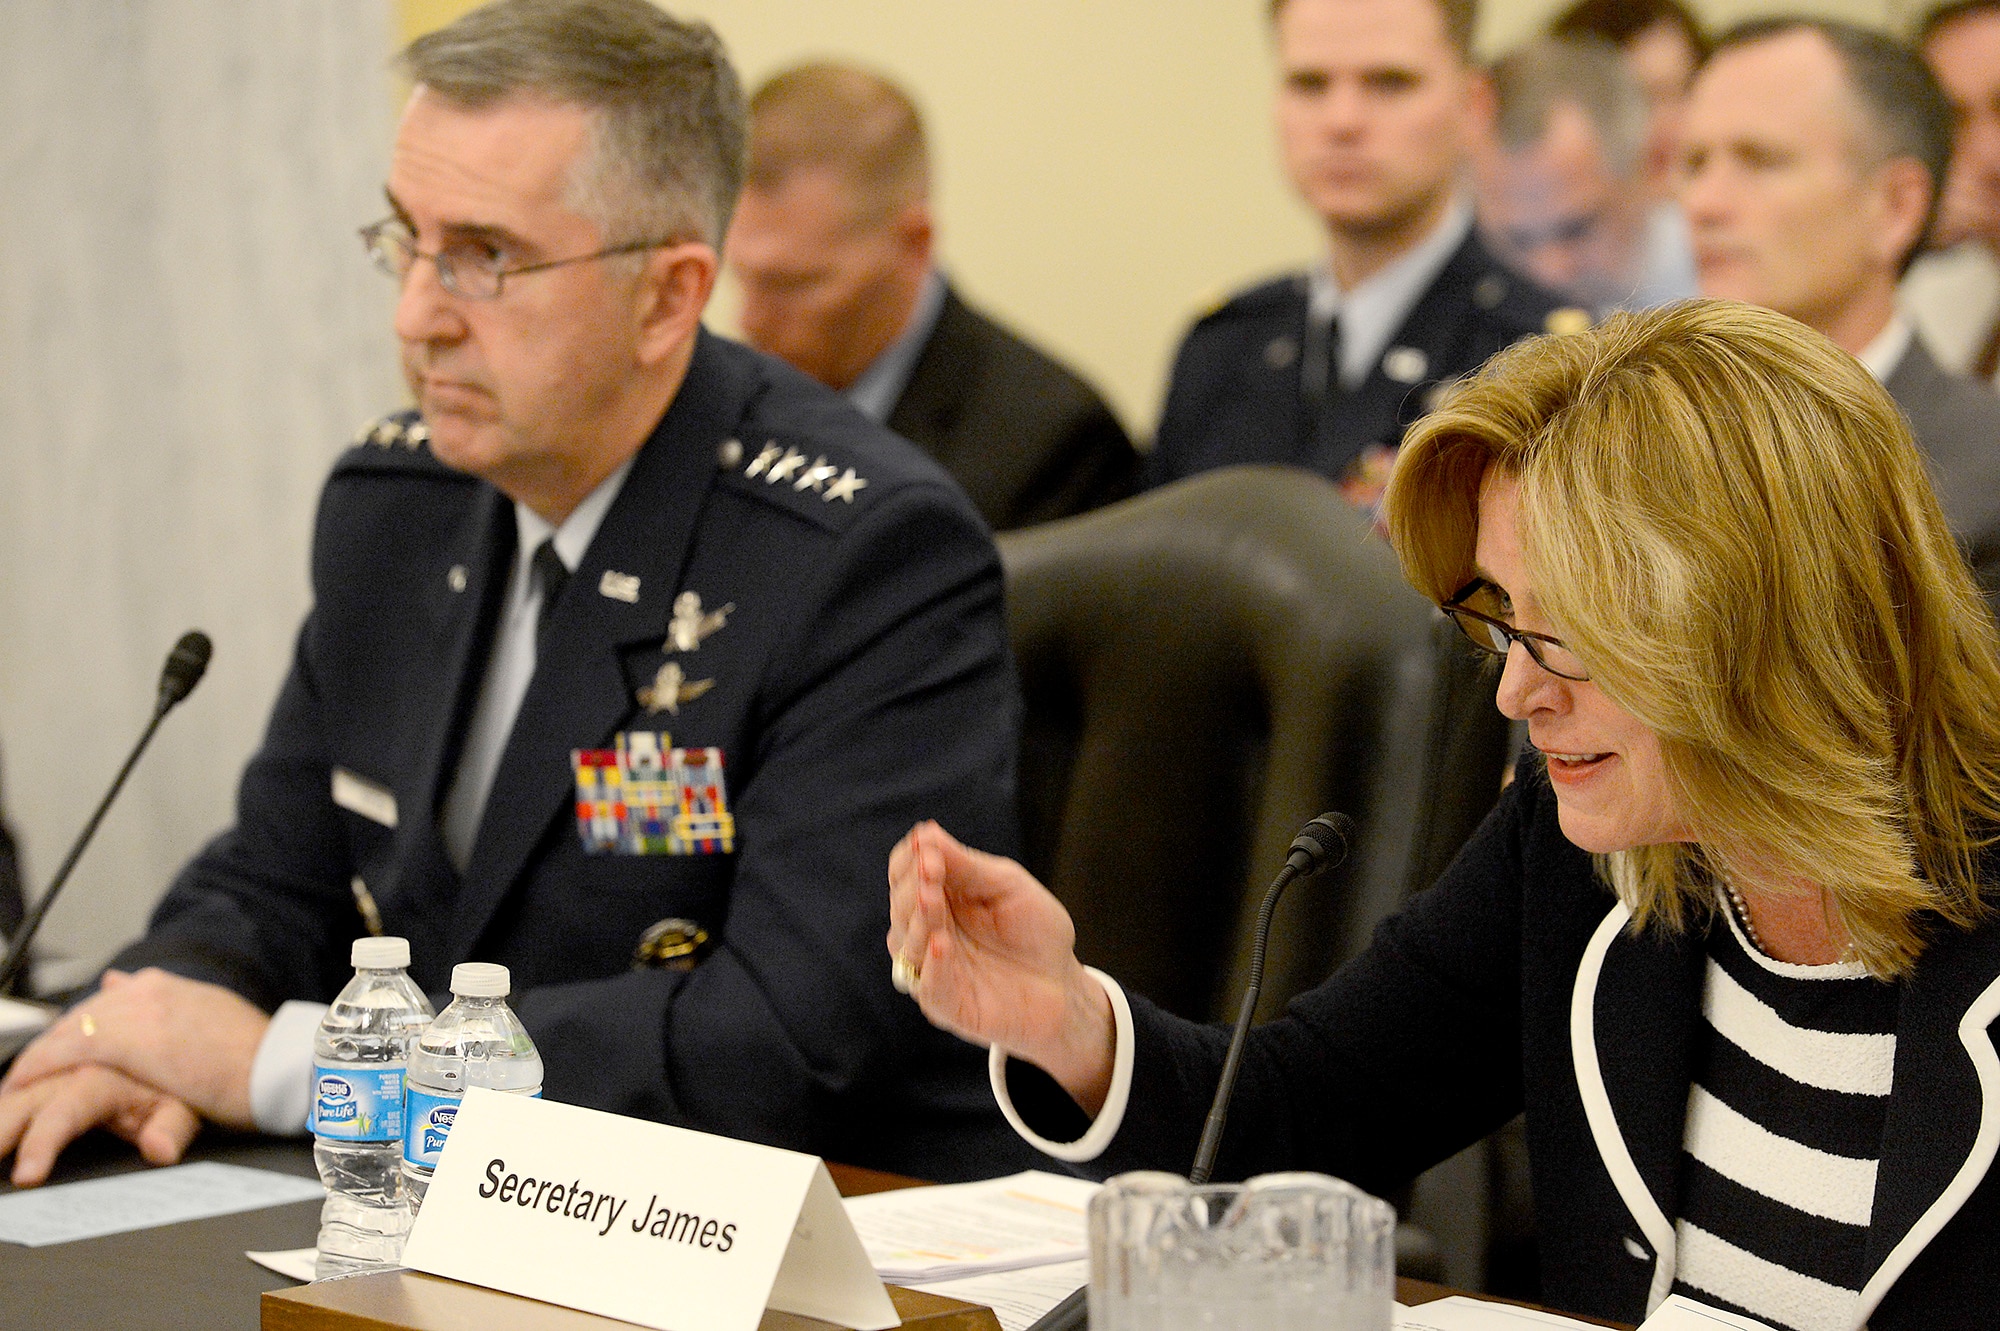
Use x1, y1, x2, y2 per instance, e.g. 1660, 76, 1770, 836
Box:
1148, 233, 1568, 489
117, 330, 1040, 1181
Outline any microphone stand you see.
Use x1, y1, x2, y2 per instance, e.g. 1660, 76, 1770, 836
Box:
0, 632, 211, 998
1028, 813, 1353, 1331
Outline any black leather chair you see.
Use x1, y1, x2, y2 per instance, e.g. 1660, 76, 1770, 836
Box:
997, 466, 1514, 1285
996, 465, 1510, 1024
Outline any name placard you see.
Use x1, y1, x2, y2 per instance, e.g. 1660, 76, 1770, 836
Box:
401, 1090, 900, 1331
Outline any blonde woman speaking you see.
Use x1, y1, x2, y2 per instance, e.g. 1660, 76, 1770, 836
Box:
887, 301, 2000, 1331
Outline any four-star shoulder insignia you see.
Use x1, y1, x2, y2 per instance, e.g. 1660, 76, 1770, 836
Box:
353, 415, 430, 449
737, 439, 870, 505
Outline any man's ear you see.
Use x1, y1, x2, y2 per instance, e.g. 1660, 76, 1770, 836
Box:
634, 242, 719, 368
1871, 156, 1934, 272
1464, 67, 1498, 143
890, 201, 934, 274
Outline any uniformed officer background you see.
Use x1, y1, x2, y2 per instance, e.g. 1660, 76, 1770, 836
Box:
0, 0, 1916, 978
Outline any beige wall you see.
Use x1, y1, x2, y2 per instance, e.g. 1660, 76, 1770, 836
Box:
402, 0, 1926, 441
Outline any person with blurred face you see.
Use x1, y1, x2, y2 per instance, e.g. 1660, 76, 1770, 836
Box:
1904, 2, 2000, 389
889, 302, 2000, 1328
1472, 36, 1697, 314
1682, 19, 2000, 610
1149, 0, 1574, 508
728, 64, 1135, 530
1552, 0, 1710, 201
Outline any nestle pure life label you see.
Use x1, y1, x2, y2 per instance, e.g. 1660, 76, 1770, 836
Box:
404, 1087, 541, 1168
312, 1062, 406, 1142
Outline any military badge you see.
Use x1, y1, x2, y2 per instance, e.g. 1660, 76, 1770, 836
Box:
1545, 307, 1593, 336
571, 733, 735, 855
1381, 346, 1429, 385
636, 660, 714, 715
667, 591, 732, 652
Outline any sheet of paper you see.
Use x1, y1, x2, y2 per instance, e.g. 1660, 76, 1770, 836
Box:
907, 1258, 1088, 1331
0, 995, 53, 1060
843, 1170, 1100, 1280
1395, 1295, 1604, 1331
247, 1246, 319, 1282
1636, 1295, 1780, 1330
0, 1162, 324, 1247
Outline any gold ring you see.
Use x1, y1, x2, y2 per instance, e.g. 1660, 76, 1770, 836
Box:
891, 953, 920, 995
79, 1012, 97, 1038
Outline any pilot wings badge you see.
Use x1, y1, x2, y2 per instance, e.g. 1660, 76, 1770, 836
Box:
637, 660, 715, 716
667, 591, 733, 653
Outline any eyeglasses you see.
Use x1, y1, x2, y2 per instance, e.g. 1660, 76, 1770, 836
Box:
359, 218, 672, 300
1441, 579, 1591, 681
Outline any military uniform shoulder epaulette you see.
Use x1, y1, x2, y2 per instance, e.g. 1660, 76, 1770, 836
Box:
1188, 273, 1308, 329
333, 410, 463, 480
711, 432, 886, 533
1462, 264, 1592, 339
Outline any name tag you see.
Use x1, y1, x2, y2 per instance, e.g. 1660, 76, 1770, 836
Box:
331, 767, 398, 828
401, 1091, 897, 1331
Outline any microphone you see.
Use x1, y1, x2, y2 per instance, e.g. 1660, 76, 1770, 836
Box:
1019, 814, 1355, 1331
1189, 811, 1353, 1185
0, 632, 213, 997
156, 631, 212, 713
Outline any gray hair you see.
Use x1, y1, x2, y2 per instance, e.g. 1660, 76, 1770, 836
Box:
400, 0, 747, 246
1489, 36, 1649, 179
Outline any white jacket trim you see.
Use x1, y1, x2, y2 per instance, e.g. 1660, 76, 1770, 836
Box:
991, 967, 1135, 1162
1852, 966, 2000, 1324
1571, 899, 1677, 1313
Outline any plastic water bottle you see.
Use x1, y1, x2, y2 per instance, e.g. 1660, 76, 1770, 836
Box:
312, 936, 435, 1279
402, 962, 544, 1216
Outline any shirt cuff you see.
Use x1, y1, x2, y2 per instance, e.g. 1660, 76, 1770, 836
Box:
990, 966, 1134, 1162
250, 1000, 326, 1136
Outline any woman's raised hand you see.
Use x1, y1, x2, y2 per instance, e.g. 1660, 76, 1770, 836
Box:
887, 822, 1116, 1113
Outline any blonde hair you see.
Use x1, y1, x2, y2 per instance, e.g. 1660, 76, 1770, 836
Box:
1385, 300, 2000, 976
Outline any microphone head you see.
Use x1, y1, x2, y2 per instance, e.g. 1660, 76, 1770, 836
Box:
156, 631, 213, 711
1286, 811, 1354, 876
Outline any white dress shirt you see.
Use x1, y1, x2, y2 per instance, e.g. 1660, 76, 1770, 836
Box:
1307, 198, 1474, 392
248, 456, 635, 1134
844, 269, 949, 425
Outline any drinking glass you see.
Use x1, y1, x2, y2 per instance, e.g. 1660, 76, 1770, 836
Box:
1088, 1171, 1394, 1331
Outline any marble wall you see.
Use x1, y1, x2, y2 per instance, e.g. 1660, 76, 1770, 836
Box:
0, 2, 400, 973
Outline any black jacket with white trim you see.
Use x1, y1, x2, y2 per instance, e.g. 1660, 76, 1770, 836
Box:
1011, 759, 2000, 1327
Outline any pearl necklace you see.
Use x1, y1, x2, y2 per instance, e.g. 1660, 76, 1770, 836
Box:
1720, 878, 1767, 955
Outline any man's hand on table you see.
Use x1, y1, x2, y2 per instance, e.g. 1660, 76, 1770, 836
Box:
0, 968, 267, 1185
0, 1064, 202, 1185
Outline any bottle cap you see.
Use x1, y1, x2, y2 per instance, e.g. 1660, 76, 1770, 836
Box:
450, 962, 511, 997
351, 936, 410, 969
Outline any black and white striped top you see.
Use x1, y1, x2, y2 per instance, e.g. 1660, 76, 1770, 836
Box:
1670, 901, 1900, 1330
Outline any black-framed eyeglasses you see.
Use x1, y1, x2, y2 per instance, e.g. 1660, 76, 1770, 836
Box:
359, 218, 673, 300
1441, 579, 1591, 681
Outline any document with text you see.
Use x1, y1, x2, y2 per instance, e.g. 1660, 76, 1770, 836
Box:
843, 1170, 1100, 1280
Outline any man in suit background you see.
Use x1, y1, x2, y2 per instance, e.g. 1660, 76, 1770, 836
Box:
1549, 0, 1710, 203
1471, 36, 1697, 317
1904, 1, 2000, 389
727, 63, 1137, 532
0, 0, 1033, 1185
1148, 0, 1571, 509
1681, 19, 2000, 604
